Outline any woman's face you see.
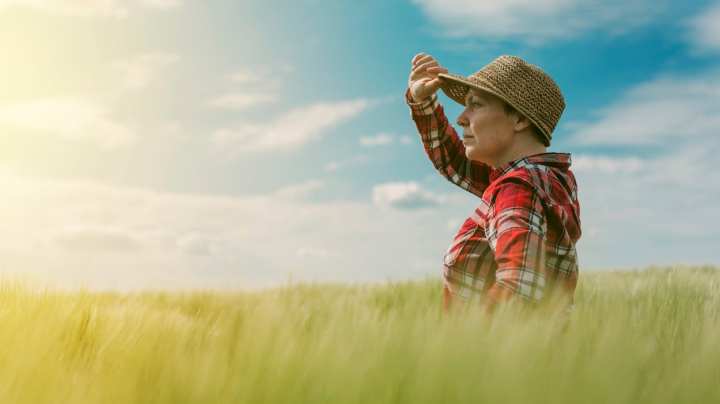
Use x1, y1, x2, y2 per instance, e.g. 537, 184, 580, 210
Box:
456, 90, 519, 168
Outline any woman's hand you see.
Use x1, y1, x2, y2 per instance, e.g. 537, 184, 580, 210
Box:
408, 53, 448, 102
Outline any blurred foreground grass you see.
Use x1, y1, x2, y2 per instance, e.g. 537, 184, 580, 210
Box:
1, 266, 719, 403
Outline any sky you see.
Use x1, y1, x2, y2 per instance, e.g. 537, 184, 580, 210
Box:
1, 0, 719, 291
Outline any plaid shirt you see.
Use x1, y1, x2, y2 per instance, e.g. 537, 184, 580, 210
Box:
407, 90, 581, 312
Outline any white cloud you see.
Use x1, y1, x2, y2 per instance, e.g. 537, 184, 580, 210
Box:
177, 234, 217, 256
572, 149, 720, 268
211, 98, 379, 154
296, 247, 333, 260
0, 0, 127, 17
0, 0, 181, 17
222, 66, 291, 89
55, 227, 142, 251
324, 161, 342, 172
206, 93, 279, 110
565, 70, 720, 269
112, 53, 180, 93
567, 72, 720, 145
0, 169, 475, 291
373, 181, 445, 210
324, 155, 371, 172
0, 52, 180, 148
138, 0, 181, 10
275, 180, 326, 201
411, 0, 671, 42
2, 132, 718, 292
226, 72, 265, 84
359, 133, 394, 146
162, 121, 183, 135
0, 96, 136, 148
208, 67, 294, 111
444, 218, 462, 231
572, 155, 644, 174
687, 2, 720, 52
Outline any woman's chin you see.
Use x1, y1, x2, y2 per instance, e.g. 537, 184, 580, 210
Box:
465, 147, 482, 161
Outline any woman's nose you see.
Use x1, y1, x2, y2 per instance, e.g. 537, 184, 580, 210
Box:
456, 110, 468, 127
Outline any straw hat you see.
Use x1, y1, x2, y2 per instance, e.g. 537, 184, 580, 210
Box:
438, 55, 565, 146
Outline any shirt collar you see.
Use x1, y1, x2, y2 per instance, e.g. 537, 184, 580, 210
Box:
489, 153, 572, 182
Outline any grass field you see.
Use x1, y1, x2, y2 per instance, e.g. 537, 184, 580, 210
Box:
1, 266, 719, 403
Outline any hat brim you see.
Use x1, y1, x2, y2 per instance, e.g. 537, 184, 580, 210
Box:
438, 72, 551, 146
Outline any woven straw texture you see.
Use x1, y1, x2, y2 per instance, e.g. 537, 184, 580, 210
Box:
438, 55, 564, 146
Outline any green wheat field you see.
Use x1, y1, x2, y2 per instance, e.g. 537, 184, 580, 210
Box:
1, 266, 719, 403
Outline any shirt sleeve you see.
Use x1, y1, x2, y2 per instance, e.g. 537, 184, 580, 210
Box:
485, 179, 548, 308
406, 89, 492, 197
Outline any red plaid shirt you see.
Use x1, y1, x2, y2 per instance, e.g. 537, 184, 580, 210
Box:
407, 91, 581, 312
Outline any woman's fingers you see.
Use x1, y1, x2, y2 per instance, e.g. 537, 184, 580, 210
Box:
408, 53, 446, 101
412, 54, 439, 71
413, 59, 442, 74
427, 66, 449, 75
411, 53, 426, 66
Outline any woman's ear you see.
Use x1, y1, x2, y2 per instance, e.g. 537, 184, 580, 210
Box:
514, 114, 532, 132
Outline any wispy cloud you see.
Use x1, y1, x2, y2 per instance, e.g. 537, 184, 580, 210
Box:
0, 96, 136, 148
373, 181, 445, 210
565, 69, 720, 268
274, 180, 327, 201
225, 72, 266, 84
411, 0, 672, 42
206, 94, 279, 111
55, 227, 142, 252
572, 155, 644, 174
687, 2, 720, 53
358, 133, 415, 147
0, 52, 180, 148
0, 169, 470, 290
359, 133, 395, 146
566, 71, 720, 145
211, 98, 380, 154
224, 65, 292, 87
573, 148, 720, 268
177, 233, 218, 256
207, 66, 293, 111
0, 0, 181, 17
138, 0, 181, 10
324, 155, 371, 172
0, 0, 127, 17
296, 247, 334, 261
112, 52, 180, 93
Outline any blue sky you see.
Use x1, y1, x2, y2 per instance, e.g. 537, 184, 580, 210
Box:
0, 0, 719, 290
